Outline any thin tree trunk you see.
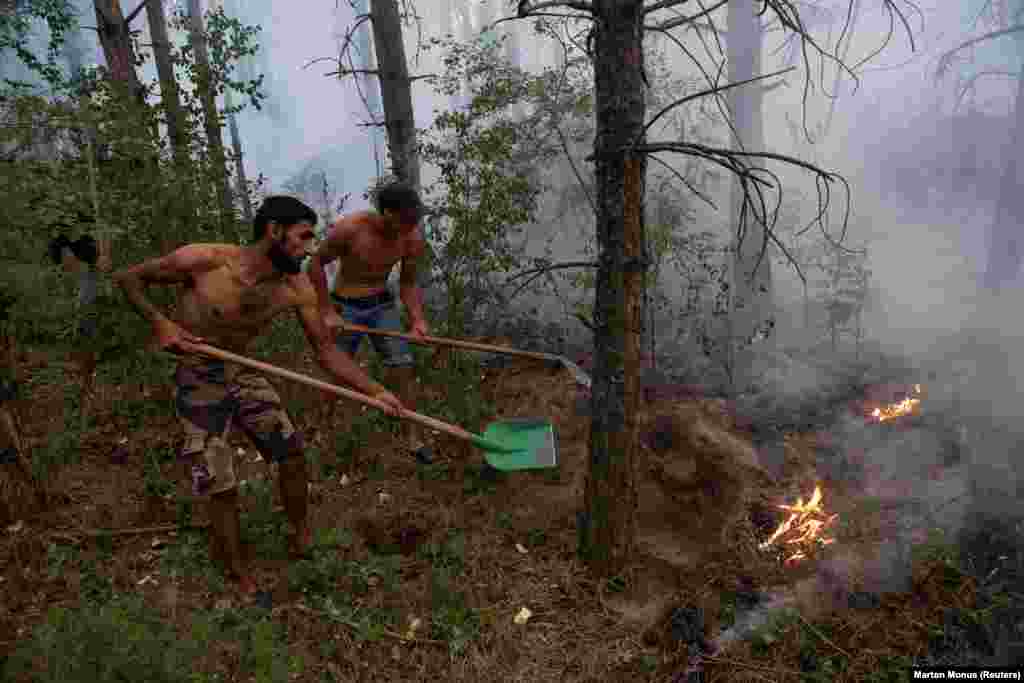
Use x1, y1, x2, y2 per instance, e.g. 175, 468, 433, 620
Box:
186, 0, 233, 227
578, 0, 645, 577
983, 63, 1024, 290
369, 0, 420, 192
146, 0, 188, 169
727, 0, 771, 393
225, 89, 253, 221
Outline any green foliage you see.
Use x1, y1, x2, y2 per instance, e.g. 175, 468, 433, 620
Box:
0, 0, 77, 93
6, 595, 204, 682
160, 530, 225, 594
239, 476, 289, 560
421, 35, 568, 335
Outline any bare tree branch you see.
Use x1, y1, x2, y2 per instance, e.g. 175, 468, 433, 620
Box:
638, 66, 794, 146
517, 0, 595, 18
937, 24, 1024, 78
646, 0, 727, 31
647, 153, 716, 210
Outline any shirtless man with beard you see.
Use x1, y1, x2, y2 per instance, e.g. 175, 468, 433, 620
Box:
113, 196, 405, 594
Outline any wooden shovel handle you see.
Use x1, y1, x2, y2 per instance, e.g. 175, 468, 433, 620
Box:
191, 344, 479, 444
336, 323, 556, 362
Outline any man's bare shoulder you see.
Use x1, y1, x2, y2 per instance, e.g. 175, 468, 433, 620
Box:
160, 243, 232, 273
331, 211, 380, 238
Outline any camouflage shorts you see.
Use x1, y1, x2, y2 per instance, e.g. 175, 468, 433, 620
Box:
174, 358, 303, 497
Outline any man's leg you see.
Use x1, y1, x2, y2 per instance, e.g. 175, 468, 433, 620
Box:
234, 371, 311, 558
175, 361, 255, 594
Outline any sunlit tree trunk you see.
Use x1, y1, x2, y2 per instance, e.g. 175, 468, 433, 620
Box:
727, 0, 771, 392
578, 0, 645, 577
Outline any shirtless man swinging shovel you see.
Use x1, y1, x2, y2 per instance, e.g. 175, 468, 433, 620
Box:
113, 196, 405, 594
306, 181, 434, 462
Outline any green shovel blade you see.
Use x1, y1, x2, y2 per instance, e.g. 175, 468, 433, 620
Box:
472, 418, 559, 470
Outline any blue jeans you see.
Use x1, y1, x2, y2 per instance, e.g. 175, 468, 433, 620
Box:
332, 291, 414, 368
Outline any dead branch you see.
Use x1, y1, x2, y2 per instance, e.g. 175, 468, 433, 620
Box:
937, 24, 1024, 79
638, 66, 794, 146
646, 0, 728, 32
517, 0, 595, 18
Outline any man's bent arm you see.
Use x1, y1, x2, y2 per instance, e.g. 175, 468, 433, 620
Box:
398, 242, 428, 327
113, 244, 217, 323
296, 296, 386, 396
308, 219, 349, 314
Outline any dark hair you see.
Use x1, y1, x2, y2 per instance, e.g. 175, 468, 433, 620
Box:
253, 195, 317, 242
374, 182, 421, 215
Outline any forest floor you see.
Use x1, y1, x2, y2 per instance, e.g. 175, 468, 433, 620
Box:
0, 342, 1019, 682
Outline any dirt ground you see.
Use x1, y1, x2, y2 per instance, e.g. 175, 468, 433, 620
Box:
0, 346, 975, 681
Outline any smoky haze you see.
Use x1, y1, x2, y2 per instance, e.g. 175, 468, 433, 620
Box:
16, 0, 1022, 542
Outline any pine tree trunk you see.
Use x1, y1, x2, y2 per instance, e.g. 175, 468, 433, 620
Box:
186, 0, 233, 227
225, 89, 253, 221
727, 0, 771, 393
578, 0, 645, 577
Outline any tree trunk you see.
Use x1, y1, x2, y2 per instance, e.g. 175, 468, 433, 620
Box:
146, 0, 188, 169
578, 0, 645, 577
225, 88, 253, 221
982, 63, 1024, 291
93, 0, 145, 103
727, 0, 771, 393
186, 0, 233, 227
369, 0, 421, 192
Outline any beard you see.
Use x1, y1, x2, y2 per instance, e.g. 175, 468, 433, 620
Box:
267, 238, 303, 274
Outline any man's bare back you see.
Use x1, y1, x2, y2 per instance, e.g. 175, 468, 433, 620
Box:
174, 244, 310, 352
330, 210, 426, 298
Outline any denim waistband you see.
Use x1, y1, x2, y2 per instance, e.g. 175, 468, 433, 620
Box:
331, 290, 394, 308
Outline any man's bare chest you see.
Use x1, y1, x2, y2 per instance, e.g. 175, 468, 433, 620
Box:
190, 269, 291, 323
343, 233, 413, 274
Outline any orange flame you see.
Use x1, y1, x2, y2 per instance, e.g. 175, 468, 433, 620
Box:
759, 484, 838, 565
871, 384, 922, 422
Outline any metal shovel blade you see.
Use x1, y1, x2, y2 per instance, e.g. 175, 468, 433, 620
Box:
473, 418, 559, 470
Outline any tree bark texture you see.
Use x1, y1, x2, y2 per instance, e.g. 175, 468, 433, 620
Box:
146, 0, 189, 169
578, 0, 645, 577
727, 0, 772, 393
983, 63, 1024, 290
93, 0, 145, 103
369, 0, 421, 192
186, 0, 233, 226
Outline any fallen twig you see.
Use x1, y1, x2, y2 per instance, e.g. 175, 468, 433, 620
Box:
53, 522, 210, 540
702, 654, 803, 677
795, 612, 852, 659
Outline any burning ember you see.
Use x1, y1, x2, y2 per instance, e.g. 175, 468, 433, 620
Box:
871, 384, 922, 422
759, 485, 838, 565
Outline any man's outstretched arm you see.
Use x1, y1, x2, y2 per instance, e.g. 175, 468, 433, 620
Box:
295, 285, 404, 415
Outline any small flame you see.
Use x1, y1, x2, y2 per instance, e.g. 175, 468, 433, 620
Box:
871, 384, 922, 422
759, 484, 838, 565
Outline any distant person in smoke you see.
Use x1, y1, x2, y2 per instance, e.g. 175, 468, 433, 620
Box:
113, 195, 405, 595
306, 181, 433, 462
